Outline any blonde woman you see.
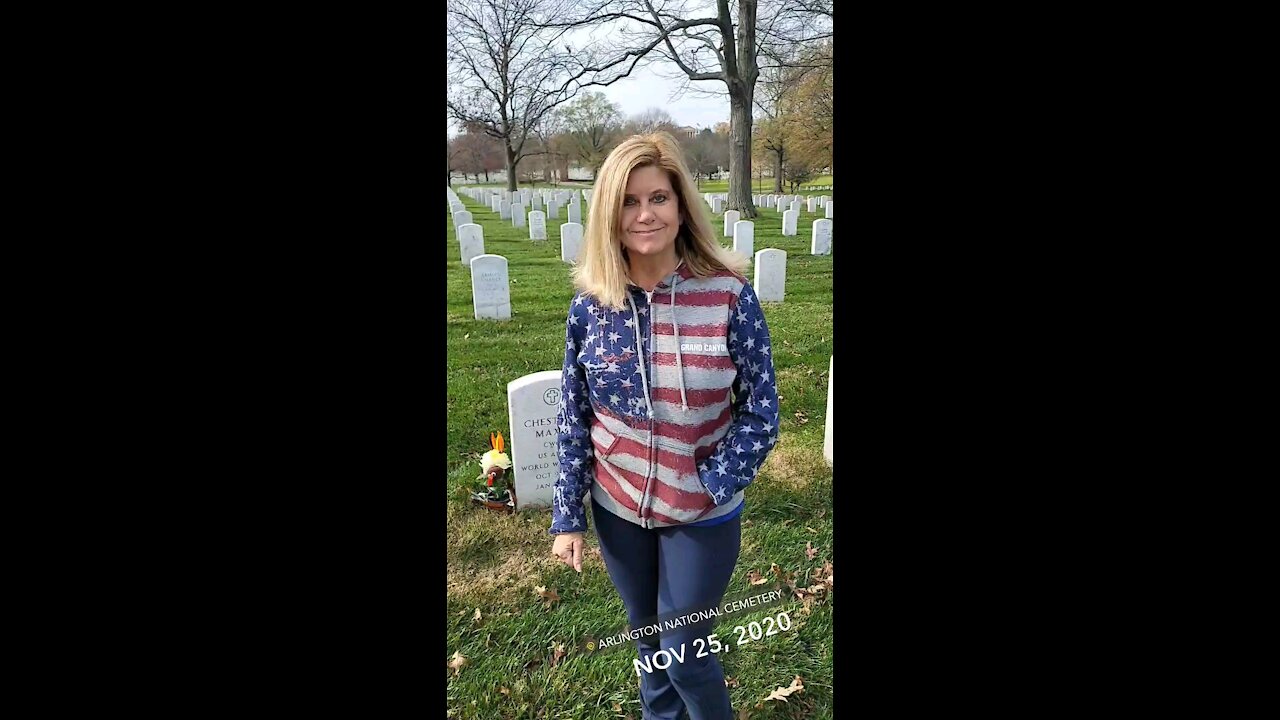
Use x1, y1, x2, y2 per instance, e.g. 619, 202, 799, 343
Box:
549, 132, 780, 720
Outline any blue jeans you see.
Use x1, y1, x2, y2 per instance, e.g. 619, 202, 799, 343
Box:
591, 502, 741, 720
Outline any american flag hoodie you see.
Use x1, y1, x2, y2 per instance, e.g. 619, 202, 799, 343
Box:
549, 263, 780, 533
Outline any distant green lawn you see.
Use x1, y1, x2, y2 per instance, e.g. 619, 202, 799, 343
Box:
446, 185, 834, 720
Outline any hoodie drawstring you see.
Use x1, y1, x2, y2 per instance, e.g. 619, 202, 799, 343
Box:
626, 266, 689, 417
669, 277, 688, 411
627, 292, 655, 420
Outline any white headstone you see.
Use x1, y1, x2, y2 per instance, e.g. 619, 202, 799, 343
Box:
790, 200, 801, 215
560, 222, 584, 263
506, 370, 561, 510
782, 209, 798, 236
825, 201, 833, 219
823, 356, 833, 466
723, 210, 740, 237
469, 254, 511, 320
567, 203, 581, 224
753, 249, 786, 302
733, 220, 754, 260
529, 210, 547, 240
512, 203, 526, 227
712, 197, 723, 214
811, 219, 832, 255
451, 202, 464, 214
453, 210, 473, 229
532, 195, 542, 212
807, 196, 817, 213
548, 201, 560, 219
500, 200, 511, 220
458, 223, 485, 268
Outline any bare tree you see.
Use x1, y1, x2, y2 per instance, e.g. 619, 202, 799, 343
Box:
555, 1, 763, 215
625, 107, 678, 135
547, 0, 830, 218
447, 0, 652, 191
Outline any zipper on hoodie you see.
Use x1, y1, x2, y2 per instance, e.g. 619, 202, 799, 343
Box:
637, 287, 656, 527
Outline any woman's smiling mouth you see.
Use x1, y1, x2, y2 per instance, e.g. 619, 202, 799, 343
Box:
630, 227, 663, 235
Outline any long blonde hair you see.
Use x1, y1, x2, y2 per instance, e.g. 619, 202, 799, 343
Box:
571, 132, 746, 309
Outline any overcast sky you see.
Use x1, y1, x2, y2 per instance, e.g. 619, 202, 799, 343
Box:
447, 14, 734, 139
447, 63, 729, 138
593, 63, 730, 130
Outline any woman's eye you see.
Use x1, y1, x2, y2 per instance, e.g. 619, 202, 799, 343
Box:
653, 194, 667, 203
623, 198, 637, 206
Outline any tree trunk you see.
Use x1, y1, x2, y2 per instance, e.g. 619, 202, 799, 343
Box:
772, 148, 784, 193
728, 87, 756, 218
505, 144, 518, 192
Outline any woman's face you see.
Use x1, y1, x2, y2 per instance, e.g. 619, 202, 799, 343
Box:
619, 165, 681, 261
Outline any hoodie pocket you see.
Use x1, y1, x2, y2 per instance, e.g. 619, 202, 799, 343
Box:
590, 425, 624, 463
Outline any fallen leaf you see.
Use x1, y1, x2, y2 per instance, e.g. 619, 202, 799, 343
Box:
746, 569, 769, 586
782, 518, 794, 527
806, 542, 818, 560
549, 642, 567, 667
499, 687, 510, 696
770, 563, 795, 585
611, 701, 623, 713
725, 676, 739, 688
473, 608, 482, 623
448, 651, 468, 676
816, 509, 826, 519
464, 333, 470, 339
762, 675, 805, 704
535, 585, 560, 606
806, 527, 818, 534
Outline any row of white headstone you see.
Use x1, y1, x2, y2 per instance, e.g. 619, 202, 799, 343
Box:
721, 215, 833, 255
467, 245, 796, 321
451, 191, 586, 245
502, 354, 832, 509
456, 222, 586, 269
460, 185, 588, 206
457, 186, 585, 225
705, 193, 832, 215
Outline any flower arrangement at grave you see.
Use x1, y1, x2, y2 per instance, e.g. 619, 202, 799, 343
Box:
471, 432, 515, 511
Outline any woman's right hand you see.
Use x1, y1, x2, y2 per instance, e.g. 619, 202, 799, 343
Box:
551, 532, 585, 572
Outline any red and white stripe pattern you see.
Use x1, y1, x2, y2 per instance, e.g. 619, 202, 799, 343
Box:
550, 266, 781, 533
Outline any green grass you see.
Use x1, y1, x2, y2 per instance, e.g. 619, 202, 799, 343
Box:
446, 187, 834, 720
